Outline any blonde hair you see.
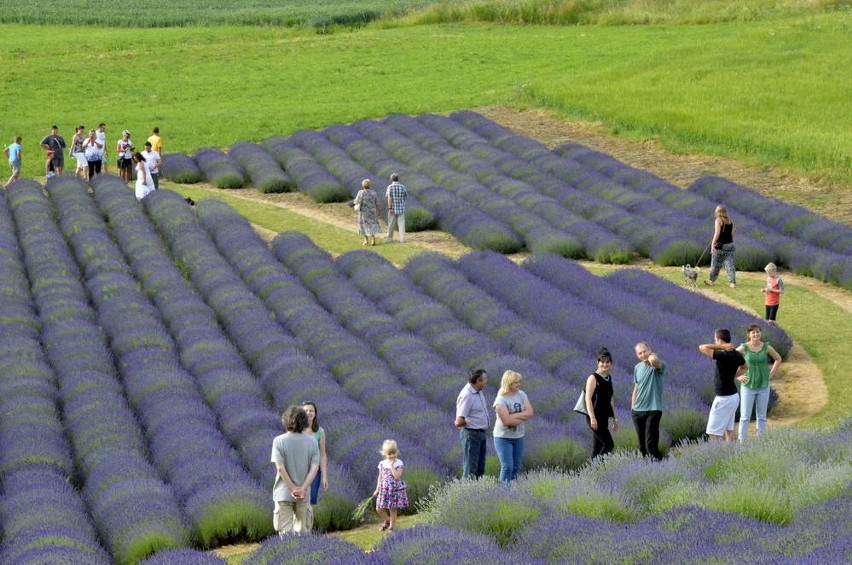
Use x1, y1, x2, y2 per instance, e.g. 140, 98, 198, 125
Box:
361, 178, 371, 189
764, 262, 777, 274
498, 370, 523, 396
715, 205, 732, 224
381, 439, 399, 457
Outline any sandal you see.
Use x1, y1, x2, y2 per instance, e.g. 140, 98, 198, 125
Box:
379, 520, 390, 532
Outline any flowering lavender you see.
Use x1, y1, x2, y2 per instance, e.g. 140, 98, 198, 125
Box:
161, 152, 203, 183
373, 525, 543, 564
244, 533, 367, 565
194, 147, 246, 188
46, 176, 271, 546
6, 179, 189, 562
140, 549, 226, 564
262, 136, 350, 202
228, 141, 292, 193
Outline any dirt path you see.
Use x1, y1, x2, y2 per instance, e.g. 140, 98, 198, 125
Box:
187, 105, 850, 427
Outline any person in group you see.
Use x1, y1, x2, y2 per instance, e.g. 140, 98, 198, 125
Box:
96, 123, 108, 173
493, 370, 533, 482
271, 405, 320, 537
372, 439, 408, 532
699, 329, 747, 442
762, 262, 785, 326
70, 125, 87, 178
631, 342, 666, 460
141, 141, 162, 190
301, 401, 328, 508
705, 204, 736, 289
454, 368, 490, 480
353, 178, 382, 246
584, 347, 620, 458
40, 125, 66, 176
82, 129, 103, 180
132, 152, 155, 200
385, 173, 407, 243
148, 126, 163, 154
736, 324, 782, 441
3, 135, 22, 188
117, 130, 134, 182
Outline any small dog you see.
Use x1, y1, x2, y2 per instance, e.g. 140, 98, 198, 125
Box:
682, 264, 700, 289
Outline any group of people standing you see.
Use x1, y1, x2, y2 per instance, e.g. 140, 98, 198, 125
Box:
271, 401, 408, 537
352, 173, 408, 245
4, 124, 163, 201
704, 204, 785, 324
455, 329, 781, 481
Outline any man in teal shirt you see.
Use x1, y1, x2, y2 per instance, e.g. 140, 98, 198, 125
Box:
631, 342, 666, 460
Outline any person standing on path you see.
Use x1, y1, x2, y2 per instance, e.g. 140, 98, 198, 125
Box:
699, 329, 747, 442
631, 342, 666, 460
271, 406, 320, 536
385, 173, 407, 243
736, 324, 782, 442
454, 368, 489, 479
762, 262, 785, 325
96, 123, 108, 173
354, 178, 382, 246
4, 135, 22, 188
40, 125, 66, 175
705, 205, 736, 289
70, 125, 87, 178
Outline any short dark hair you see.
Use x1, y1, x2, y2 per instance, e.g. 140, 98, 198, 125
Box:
144, 141, 152, 148
51, 125, 58, 129
596, 347, 612, 363
99, 123, 106, 128
390, 173, 399, 182
282, 405, 309, 433
715, 329, 732, 343
469, 368, 487, 385
152, 127, 159, 134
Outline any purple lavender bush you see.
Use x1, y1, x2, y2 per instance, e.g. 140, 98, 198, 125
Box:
194, 147, 246, 189
244, 533, 369, 565
229, 141, 293, 193
161, 152, 203, 183
374, 525, 543, 564
262, 136, 350, 202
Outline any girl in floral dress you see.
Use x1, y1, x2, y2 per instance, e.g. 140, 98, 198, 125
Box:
372, 439, 408, 532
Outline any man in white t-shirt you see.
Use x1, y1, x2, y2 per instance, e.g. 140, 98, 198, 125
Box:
96, 123, 108, 173
142, 141, 162, 189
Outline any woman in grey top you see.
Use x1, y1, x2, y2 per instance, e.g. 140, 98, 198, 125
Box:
493, 370, 534, 482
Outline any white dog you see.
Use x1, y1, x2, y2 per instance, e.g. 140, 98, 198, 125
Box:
682, 264, 700, 289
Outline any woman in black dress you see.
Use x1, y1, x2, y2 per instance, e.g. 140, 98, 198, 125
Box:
584, 347, 620, 458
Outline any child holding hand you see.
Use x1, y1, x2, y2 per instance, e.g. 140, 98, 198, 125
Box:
761, 263, 784, 325
373, 439, 408, 532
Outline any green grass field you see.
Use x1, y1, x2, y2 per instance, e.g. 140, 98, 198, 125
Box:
1, 5, 849, 187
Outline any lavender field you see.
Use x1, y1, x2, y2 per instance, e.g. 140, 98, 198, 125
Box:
164, 111, 852, 289
0, 171, 808, 562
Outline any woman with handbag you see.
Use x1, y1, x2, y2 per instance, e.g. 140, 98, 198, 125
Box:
583, 347, 620, 458
705, 205, 736, 289
353, 178, 382, 246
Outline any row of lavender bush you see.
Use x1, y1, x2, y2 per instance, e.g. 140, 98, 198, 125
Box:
161, 111, 848, 288
0, 182, 796, 561
142, 422, 851, 564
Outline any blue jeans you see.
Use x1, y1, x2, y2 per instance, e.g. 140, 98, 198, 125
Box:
739, 386, 770, 441
460, 428, 487, 479
493, 436, 525, 482
709, 243, 736, 284
309, 469, 322, 505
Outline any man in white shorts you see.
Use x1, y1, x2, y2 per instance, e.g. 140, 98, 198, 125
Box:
699, 329, 747, 442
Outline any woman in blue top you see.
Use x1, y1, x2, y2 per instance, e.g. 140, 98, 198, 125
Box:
302, 402, 328, 505
493, 370, 534, 482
